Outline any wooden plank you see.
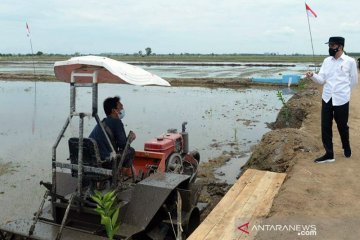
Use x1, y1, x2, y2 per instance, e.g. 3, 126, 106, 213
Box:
235, 171, 286, 240
188, 169, 262, 240
207, 171, 276, 240
251, 171, 286, 217
189, 169, 286, 240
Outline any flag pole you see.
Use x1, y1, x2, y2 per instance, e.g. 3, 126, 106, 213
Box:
29, 38, 36, 76
26, 22, 37, 134
305, 2, 317, 72
27, 23, 36, 92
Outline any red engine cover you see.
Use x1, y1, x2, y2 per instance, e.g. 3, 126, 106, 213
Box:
144, 133, 182, 153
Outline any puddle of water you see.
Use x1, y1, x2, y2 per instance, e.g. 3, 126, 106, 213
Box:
0, 80, 290, 222
214, 153, 251, 184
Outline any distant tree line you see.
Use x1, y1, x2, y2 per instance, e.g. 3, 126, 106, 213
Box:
0, 52, 69, 56
3, 51, 360, 57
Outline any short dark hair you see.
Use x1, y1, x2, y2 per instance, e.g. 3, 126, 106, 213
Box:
103, 96, 120, 116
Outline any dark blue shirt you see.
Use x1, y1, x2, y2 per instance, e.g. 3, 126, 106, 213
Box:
89, 116, 127, 160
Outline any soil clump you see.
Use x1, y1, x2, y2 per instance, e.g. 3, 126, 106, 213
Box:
243, 78, 321, 173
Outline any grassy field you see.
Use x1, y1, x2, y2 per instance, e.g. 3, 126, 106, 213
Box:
0, 54, 332, 63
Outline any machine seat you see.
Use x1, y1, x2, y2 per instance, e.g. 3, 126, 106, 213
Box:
68, 137, 109, 181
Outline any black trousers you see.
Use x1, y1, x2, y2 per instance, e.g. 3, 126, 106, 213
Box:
321, 99, 350, 156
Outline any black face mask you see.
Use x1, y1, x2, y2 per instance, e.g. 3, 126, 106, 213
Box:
329, 47, 339, 57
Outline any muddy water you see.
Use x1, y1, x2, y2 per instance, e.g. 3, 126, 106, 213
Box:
0, 81, 290, 223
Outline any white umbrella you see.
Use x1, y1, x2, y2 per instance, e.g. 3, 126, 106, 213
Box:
54, 55, 170, 86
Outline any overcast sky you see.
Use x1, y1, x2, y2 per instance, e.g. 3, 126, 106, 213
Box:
1, 0, 360, 55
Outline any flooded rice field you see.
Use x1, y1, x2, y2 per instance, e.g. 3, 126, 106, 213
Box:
0, 80, 290, 223
0, 61, 312, 78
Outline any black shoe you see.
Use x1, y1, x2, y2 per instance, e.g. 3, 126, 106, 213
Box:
344, 147, 352, 158
314, 154, 335, 163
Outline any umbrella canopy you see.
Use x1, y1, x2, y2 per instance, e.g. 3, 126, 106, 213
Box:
54, 55, 170, 86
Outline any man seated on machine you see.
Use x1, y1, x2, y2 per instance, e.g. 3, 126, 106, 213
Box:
89, 96, 136, 170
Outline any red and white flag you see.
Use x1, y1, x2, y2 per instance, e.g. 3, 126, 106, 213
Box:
305, 3, 317, 18
26, 22, 30, 37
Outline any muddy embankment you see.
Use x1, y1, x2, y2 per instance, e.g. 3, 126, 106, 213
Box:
241, 78, 321, 173
196, 78, 321, 220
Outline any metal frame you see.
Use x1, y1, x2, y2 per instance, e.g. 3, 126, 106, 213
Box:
51, 68, 118, 219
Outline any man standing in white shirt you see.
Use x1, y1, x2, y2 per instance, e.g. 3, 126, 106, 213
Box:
306, 36, 358, 163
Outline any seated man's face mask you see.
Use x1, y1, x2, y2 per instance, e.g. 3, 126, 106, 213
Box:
118, 109, 126, 119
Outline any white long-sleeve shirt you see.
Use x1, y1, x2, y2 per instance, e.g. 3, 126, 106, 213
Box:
311, 53, 358, 106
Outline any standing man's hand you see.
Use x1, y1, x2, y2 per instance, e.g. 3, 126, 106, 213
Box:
306, 71, 314, 78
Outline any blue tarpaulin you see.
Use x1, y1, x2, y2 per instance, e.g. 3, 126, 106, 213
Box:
252, 74, 301, 85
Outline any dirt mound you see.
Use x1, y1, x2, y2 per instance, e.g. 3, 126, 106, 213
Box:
241, 128, 321, 173
243, 79, 322, 173
269, 78, 319, 129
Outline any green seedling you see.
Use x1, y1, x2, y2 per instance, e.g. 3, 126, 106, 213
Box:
91, 190, 120, 240
276, 90, 290, 125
